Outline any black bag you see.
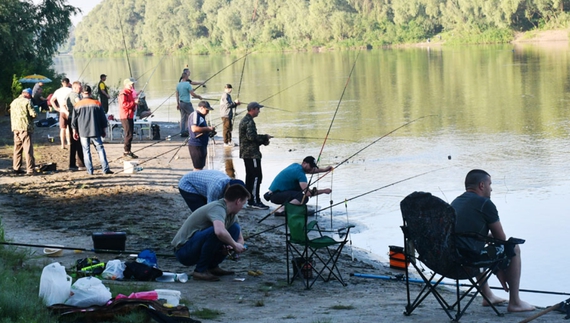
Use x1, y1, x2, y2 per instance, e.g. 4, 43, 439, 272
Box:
36, 117, 57, 127
123, 261, 163, 281
151, 124, 160, 140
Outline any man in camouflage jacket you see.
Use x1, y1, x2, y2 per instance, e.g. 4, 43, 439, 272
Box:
238, 102, 273, 209
10, 88, 37, 175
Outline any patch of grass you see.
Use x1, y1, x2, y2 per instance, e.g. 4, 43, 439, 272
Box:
254, 299, 265, 307
192, 307, 223, 320
329, 304, 355, 310
282, 314, 296, 319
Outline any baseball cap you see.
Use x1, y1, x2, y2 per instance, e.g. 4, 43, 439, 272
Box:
247, 102, 264, 111
100, 74, 107, 78
123, 78, 136, 87
198, 101, 213, 110
22, 88, 32, 96
303, 156, 318, 168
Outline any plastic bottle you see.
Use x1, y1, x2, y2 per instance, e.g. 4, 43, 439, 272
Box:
155, 272, 188, 283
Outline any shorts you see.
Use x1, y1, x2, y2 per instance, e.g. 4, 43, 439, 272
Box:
59, 112, 68, 129
188, 145, 207, 169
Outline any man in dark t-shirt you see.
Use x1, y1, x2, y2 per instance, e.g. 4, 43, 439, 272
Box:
451, 169, 535, 313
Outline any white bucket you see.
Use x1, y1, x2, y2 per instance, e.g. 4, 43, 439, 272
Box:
123, 161, 139, 174
155, 289, 181, 306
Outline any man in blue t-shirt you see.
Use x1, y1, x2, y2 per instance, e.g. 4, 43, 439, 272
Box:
265, 156, 333, 214
451, 169, 534, 313
176, 72, 203, 137
188, 101, 215, 170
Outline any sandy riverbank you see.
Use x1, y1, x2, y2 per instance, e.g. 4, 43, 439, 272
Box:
0, 117, 561, 322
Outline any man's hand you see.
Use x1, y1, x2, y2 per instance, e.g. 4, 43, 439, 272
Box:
101, 130, 106, 138
324, 165, 334, 172
73, 132, 79, 141
233, 243, 246, 253
235, 100, 240, 105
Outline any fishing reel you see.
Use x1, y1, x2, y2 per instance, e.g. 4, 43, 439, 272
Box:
209, 129, 217, 138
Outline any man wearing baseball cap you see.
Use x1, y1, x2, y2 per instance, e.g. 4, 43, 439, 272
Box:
188, 101, 215, 170
10, 88, 37, 175
238, 102, 273, 209
119, 78, 139, 159
265, 156, 334, 214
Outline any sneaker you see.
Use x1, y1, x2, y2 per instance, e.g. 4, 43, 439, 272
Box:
224, 143, 233, 148
104, 170, 114, 175
263, 191, 272, 202
192, 271, 220, 282
248, 202, 270, 210
123, 152, 138, 159
13, 169, 26, 174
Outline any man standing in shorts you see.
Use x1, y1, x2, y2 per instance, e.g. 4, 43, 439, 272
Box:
451, 169, 535, 313
50, 78, 72, 149
188, 101, 215, 170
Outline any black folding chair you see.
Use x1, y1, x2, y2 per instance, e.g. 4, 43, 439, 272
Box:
400, 191, 524, 321
285, 202, 354, 289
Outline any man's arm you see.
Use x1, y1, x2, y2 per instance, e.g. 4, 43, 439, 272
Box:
213, 220, 245, 253
488, 221, 507, 241
49, 95, 59, 112
189, 89, 203, 100
307, 166, 334, 174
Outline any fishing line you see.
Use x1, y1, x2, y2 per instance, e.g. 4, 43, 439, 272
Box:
0, 241, 174, 258
351, 273, 570, 296
193, 52, 254, 92
118, 13, 133, 78
234, 2, 258, 125
77, 57, 93, 80
258, 76, 311, 104
315, 167, 449, 214
308, 115, 437, 187
139, 54, 168, 95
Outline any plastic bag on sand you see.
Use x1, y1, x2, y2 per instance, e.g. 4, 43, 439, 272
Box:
39, 262, 72, 305
101, 260, 126, 280
65, 277, 112, 307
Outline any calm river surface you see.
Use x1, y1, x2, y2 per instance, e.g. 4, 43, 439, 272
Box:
54, 44, 570, 307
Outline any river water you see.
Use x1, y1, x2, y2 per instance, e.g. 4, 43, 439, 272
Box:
54, 44, 570, 307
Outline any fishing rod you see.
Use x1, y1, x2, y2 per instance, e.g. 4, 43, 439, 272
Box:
118, 13, 133, 78
145, 52, 253, 118
303, 53, 359, 205
0, 241, 174, 258
234, 2, 258, 125
245, 223, 285, 240
274, 136, 357, 142
77, 57, 93, 80
314, 167, 448, 214
139, 54, 168, 95
193, 51, 254, 92
351, 273, 570, 296
196, 77, 307, 138
317, 51, 360, 164
308, 115, 437, 187
200, 98, 290, 112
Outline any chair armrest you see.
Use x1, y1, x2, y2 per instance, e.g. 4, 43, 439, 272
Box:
455, 232, 525, 246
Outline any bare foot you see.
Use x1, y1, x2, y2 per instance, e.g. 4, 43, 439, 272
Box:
482, 296, 507, 307
507, 300, 536, 312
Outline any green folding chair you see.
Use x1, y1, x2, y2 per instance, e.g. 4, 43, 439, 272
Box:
285, 202, 354, 289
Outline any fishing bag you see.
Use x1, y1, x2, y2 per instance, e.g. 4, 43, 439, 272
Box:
35, 117, 57, 127
123, 261, 163, 281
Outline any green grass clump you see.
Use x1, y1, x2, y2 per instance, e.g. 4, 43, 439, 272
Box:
192, 307, 223, 320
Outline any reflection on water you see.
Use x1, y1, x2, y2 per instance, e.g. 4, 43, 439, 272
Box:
54, 45, 570, 306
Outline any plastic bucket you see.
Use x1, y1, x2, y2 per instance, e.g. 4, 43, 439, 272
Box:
389, 245, 409, 269
123, 161, 139, 174
155, 289, 181, 306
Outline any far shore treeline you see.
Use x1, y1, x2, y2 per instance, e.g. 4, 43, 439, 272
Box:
73, 0, 570, 56
2, 0, 570, 108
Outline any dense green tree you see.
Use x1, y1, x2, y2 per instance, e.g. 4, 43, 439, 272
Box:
0, 0, 79, 105
72, 0, 570, 56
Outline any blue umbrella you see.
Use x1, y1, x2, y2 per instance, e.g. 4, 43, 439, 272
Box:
19, 74, 52, 83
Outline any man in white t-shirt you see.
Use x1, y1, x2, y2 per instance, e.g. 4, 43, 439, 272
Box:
50, 78, 73, 149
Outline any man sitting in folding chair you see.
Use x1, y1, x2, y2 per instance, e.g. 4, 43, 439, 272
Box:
451, 169, 535, 313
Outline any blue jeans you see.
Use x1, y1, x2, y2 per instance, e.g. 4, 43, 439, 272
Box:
80, 136, 110, 175
175, 223, 240, 272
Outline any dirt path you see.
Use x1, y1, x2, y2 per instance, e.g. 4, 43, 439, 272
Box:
0, 116, 560, 322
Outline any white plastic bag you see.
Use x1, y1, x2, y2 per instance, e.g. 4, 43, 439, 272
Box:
39, 262, 72, 305
101, 260, 126, 280
65, 277, 112, 307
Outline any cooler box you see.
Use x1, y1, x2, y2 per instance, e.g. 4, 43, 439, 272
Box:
92, 232, 127, 252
